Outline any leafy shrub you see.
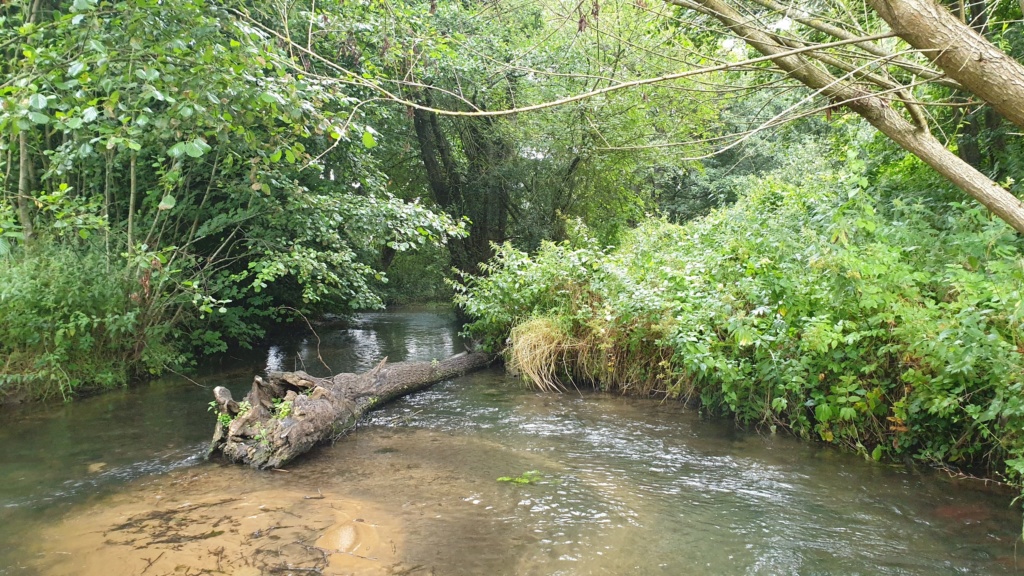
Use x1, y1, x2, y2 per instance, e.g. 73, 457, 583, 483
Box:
0, 241, 177, 400
457, 162, 1024, 484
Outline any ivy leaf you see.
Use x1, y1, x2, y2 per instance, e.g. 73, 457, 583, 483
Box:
158, 195, 177, 211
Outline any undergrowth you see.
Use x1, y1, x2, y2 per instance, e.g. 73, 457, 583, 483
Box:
0, 240, 179, 401
456, 163, 1024, 485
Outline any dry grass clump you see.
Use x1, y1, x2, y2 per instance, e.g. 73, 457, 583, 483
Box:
506, 317, 576, 392
574, 324, 676, 397
508, 316, 680, 397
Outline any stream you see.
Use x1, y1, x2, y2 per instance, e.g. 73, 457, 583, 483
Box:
0, 307, 1021, 575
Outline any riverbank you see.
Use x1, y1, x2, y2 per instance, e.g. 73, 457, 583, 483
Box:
456, 174, 1024, 488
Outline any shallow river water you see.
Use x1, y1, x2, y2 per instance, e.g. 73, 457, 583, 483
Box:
0, 308, 1021, 575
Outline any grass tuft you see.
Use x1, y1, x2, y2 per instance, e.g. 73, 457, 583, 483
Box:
507, 317, 575, 392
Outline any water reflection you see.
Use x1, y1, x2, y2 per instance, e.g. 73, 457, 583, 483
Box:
259, 307, 465, 378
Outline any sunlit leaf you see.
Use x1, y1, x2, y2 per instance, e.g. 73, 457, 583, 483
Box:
158, 195, 176, 210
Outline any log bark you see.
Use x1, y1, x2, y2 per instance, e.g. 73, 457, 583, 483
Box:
207, 352, 493, 469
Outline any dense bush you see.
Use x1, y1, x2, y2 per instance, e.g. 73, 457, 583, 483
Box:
0, 241, 179, 400
456, 158, 1024, 482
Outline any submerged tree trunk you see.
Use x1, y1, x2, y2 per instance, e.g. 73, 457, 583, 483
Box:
207, 352, 492, 469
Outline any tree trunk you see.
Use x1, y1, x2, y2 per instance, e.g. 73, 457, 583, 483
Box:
669, 0, 1024, 235
207, 351, 493, 469
867, 0, 1024, 132
16, 132, 33, 241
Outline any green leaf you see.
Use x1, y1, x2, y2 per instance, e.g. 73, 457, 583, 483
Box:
871, 445, 883, 462
814, 403, 832, 423
78, 229, 91, 239
362, 130, 377, 148
28, 111, 49, 124
183, 142, 204, 158
158, 195, 176, 210
182, 138, 211, 158
68, 61, 86, 77
29, 94, 48, 110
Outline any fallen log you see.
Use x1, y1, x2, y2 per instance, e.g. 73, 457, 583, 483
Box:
207, 352, 492, 469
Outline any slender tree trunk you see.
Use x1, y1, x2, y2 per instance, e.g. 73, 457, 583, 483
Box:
17, 132, 33, 241
104, 151, 113, 262
127, 153, 137, 252
2, 143, 12, 204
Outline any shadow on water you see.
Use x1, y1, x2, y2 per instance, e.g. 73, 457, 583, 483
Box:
1, 307, 1022, 575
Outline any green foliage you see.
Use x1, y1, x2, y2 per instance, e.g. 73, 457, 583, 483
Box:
0, 240, 178, 400
272, 398, 293, 420
0, 0, 466, 398
458, 152, 1024, 484
379, 239, 453, 305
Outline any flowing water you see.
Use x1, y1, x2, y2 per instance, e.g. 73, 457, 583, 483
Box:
0, 308, 1021, 575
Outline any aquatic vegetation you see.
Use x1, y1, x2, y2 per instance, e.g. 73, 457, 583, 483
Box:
497, 470, 543, 485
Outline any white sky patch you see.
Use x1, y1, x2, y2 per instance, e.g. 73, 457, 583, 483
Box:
520, 147, 546, 160
769, 16, 794, 31
721, 38, 747, 60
